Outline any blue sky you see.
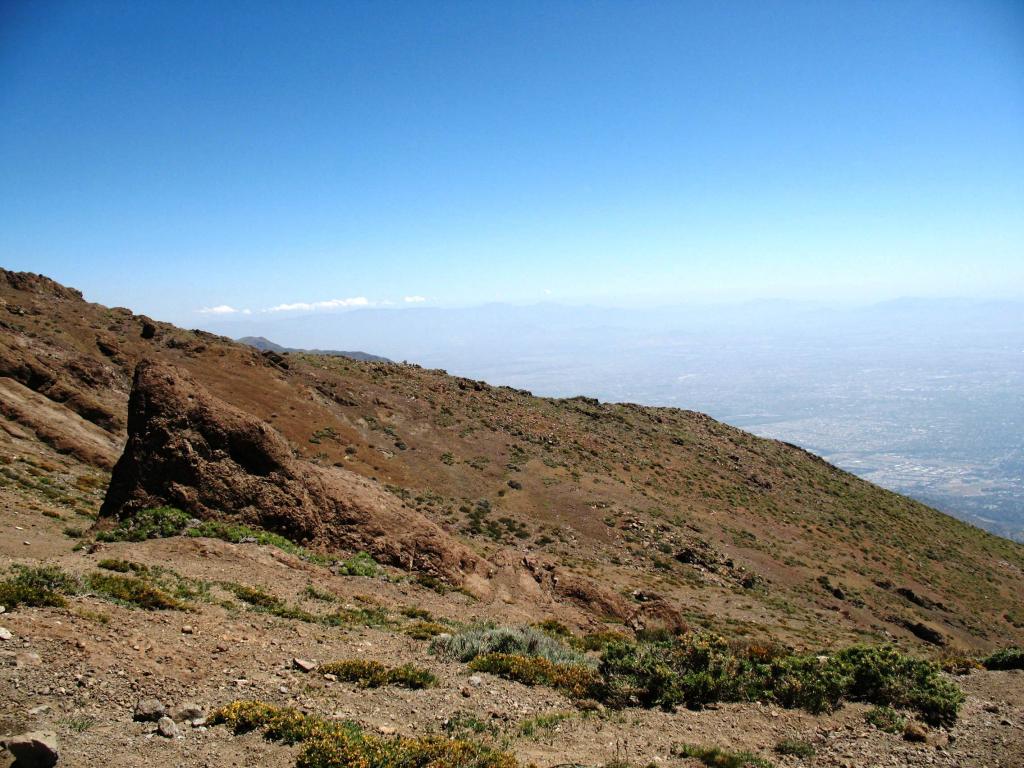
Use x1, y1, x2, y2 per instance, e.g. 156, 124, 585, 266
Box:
1, 0, 1022, 324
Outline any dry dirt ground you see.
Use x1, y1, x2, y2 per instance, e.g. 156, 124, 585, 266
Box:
2, 484, 1022, 768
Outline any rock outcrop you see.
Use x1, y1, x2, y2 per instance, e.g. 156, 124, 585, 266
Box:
99, 360, 487, 585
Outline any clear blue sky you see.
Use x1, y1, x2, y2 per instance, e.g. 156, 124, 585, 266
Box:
1, 0, 1022, 324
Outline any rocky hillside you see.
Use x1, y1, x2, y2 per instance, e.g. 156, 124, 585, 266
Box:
1, 268, 1023, 768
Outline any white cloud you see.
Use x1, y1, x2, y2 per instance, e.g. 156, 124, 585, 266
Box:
403, 296, 426, 303
198, 304, 243, 315
266, 297, 371, 312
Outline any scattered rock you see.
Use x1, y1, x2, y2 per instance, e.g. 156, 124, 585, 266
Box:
2, 730, 59, 767
157, 716, 178, 738
181, 625, 194, 635
133, 697, 165, 722
293, 658, 317, 673
467, 675, 483, 687
0, 626, 12, 641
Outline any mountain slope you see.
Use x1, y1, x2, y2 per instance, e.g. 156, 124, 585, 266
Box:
2, 268, 1023, 652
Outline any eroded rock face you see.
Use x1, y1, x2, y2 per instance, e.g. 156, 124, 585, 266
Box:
100, 360, 485, 585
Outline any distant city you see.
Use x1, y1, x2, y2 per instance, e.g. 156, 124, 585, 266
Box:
210, 298, 1024, 541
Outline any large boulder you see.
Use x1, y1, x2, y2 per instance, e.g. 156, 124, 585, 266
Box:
99, 360, 486, 585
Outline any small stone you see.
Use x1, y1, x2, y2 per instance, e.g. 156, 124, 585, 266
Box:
181, 625, 194, 635
172, 703, 205, 722
460, 686, 472, 698
16, 652, 42, 668
157, 716, 178, 738
323, 673, 337, 682
904, 722, 928, 742
378, 726, 396, 735
134, 697, 166, 722
293, 657, 317, 673
1000, 718, 1012, 726
0, 626, 13, 641
467, 675, 483, 687
2, 730, 59, 767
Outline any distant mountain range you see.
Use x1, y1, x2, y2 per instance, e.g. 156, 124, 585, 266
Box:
237, 335, 390, 363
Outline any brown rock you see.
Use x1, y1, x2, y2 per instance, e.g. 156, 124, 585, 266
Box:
2, 730, 59, 767
99, 361, 487, 586
903, 721, 928, 742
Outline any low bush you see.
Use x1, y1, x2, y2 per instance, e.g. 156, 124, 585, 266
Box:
0, 565, 78, 609
97, 506, 192, 542
211, 700, 517, 768
596, 634, 963, 725
773, 738, 815, 757
865, 704, 906, 733
319, 659, 437, 689
85, 572, 184, 610
432, 625, 587, 666
97, 558, 147, 574
981, 647, 1024, 671
468, 653, 602, 700
334, 551, 379, 577
672, 743, 773, 768
405, 621, 449, 640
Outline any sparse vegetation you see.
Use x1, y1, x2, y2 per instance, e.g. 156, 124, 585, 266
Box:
468, 653, 602, 699
85, 572, 184, 610
333, 551, 379, 577
672, 743, 774, 768
432, 624, 588, 666
211, 700, 517, 768
865, 705, 906, 733
773, 738, 815, 757
0, 564, 77, 609
97, 506, 192, 542
319, 659, 437, 689
597, 635, 963, 725
981, 647, 1024, 670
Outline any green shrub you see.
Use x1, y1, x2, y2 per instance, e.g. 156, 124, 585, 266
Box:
97, 558, 148, 574
773, 738, 815, 757
595, 634, 963, 725
432, 625, 587, 665
319, 659, 437, 689
187, 521, 331, 564
229, 583, 285, 609
97, 506, 192, 542
334, 551, 379, 577
865, 705, 906, 733
211, 700, 517, 768
86, 572, 184, 610
981, 647, 1024, 671
0, 565, 78, 609
575, 630, 631, 651
401, 606, 434, 620
672, 743, 774, 768
303, 584, 337, 602
468, 653, 602, 699
405, 621, 449, 640
832, 645, 963, 726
